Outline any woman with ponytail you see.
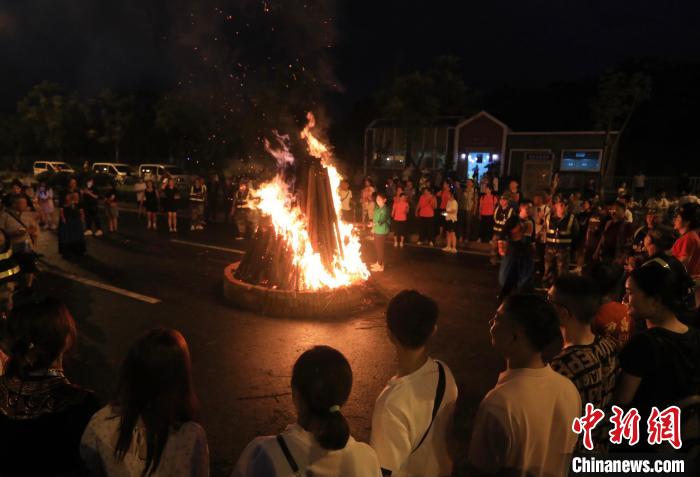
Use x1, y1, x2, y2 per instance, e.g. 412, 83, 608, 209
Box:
232, 345, 382, 477
0, 297, 100, 476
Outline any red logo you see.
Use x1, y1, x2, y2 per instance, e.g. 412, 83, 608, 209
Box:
608, 406, 641, 446
647, 406, 682, 449
572, 403, 606, 450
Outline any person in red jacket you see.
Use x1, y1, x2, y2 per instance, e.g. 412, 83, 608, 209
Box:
416, 188, 437, 246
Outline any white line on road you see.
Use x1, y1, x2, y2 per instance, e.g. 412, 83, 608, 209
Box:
170, 239, 246, 254
44, 268, 161, 304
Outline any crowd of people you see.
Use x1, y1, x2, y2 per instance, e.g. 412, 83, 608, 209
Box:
1, 269, 699, 476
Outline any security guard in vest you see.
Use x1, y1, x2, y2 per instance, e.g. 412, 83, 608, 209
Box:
543, 195, 578, 287
491, 192, 514, 264
189, 176, 207, 231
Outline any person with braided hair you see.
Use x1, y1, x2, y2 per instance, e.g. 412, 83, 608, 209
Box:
232, 346, 381, 477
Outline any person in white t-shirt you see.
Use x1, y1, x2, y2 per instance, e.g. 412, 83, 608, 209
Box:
371, 290, 458, 477
467, 293, 581, 477
233, 346, 381, 477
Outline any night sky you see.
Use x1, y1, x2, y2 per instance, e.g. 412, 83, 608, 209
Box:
2, 0, 699, 112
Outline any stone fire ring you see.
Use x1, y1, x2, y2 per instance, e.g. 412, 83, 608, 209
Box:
223, 261, 373, 318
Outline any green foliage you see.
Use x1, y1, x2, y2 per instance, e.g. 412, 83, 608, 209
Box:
378, 56, 472, 119
17, 81, 83, 158
85, 89, 134, 162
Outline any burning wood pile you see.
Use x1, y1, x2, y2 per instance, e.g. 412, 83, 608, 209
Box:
233, 113, 369, 291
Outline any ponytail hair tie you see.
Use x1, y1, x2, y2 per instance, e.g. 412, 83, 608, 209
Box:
329, 405, 341, 413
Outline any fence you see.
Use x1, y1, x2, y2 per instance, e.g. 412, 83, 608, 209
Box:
612, 176, 700, 197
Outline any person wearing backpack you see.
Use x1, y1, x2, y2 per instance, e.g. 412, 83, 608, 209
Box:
370, 290, 458, 477
232, 346, 381, 477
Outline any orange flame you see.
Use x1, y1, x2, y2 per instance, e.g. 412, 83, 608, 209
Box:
249, 113, 369, 290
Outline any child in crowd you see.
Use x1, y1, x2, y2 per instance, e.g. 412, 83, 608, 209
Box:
144, 180, 159, 230
371, 192, 390, 272
233, 346, 382, 476
391, 192, 409, 248
371, 290, 458, 477
104, 185, 119, 232
442, 189, 458, 253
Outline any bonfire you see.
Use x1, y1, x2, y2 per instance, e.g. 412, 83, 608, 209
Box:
233, 113, 369, 291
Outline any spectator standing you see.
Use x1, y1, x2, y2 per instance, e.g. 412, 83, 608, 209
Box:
370, 192, 390, 272
162, 178, 180, 233
467, 293, 580, 476
0, 298, 100, 476
479, 185, 497, 243
491, 194, 515, 265
144, 180, 160, 230
81, 328, 209, 477
594, 201, 634, 265
543, 197, 578, 287
82, 178, 103, 237
233, 346, 382, 477
224, 177, 236, 223
435, 181, 451, 243
189, 177, 207, 231
134, 176, 147, 218
591, 262, 634, 344
416, 188, 436, 246
362, 178, 376, 224
391, 192, 409, 248
671, 203, 700, 307
0, 195, 39, 288
338, 179, 353, 222
616, 264, 700, 452
36, 181, 55, 230
549, 275, 621, 452
58, 192, 86, 256
532, 193, 551, 276
233, 181, 252, 240
442, 190, 458, 253
104, 185, 119, 233
370, 290, 458, 477
458, 179, 477, 244
497, 204, 535, 301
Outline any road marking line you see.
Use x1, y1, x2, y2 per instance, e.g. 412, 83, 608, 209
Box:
45, 269, 161, 304
170, 239, 246, 254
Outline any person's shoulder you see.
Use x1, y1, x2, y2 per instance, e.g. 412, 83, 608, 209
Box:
176, 420, 208, 441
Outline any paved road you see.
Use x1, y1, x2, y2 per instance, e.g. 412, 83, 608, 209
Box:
35, 211, 502, 476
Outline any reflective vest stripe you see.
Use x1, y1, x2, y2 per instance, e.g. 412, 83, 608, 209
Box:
493, 206, 513, 232
545, 214, 575, 245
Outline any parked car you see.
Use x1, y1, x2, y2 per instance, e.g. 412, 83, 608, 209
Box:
33, 161, 75, 176
138, 163, 189, 187
92, 162, 136, 183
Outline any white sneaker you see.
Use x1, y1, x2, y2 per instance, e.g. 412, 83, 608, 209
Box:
372, 265, 384, 272
369, 262, 379, 269
399, 242, 404, 248
191, 225, 196, 231
450, 247, 458, 254
84, 230, 93, 236
235, 236, 244, 240
442, 246, 451, 252
95, 230, 103, 237
393, 241, 398, 247
429, 241, 434, 247
416, 241, 423, 245
197, 225, 204, 230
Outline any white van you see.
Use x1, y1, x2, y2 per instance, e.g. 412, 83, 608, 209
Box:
138, 164, 189, 186
33, 161, 75, 176
92, 163, 135, 183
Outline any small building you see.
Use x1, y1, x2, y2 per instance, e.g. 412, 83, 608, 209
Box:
365, 111, 618, 198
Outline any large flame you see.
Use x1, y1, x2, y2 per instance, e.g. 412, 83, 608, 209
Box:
250, 113, 369, 290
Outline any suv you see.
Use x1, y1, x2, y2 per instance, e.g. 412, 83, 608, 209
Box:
92, 163, 135, 183
139, 164, 189, 186
33, 161, 75, 176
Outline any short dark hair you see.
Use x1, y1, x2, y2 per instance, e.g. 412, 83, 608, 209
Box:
591, 261, 624, 296
501, 293, 561, 352
647, 225, 676, 251
677, 203, 700, 229
630, 263, 691, 315
553, 274, 602, 324
386, 290, 438, 349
